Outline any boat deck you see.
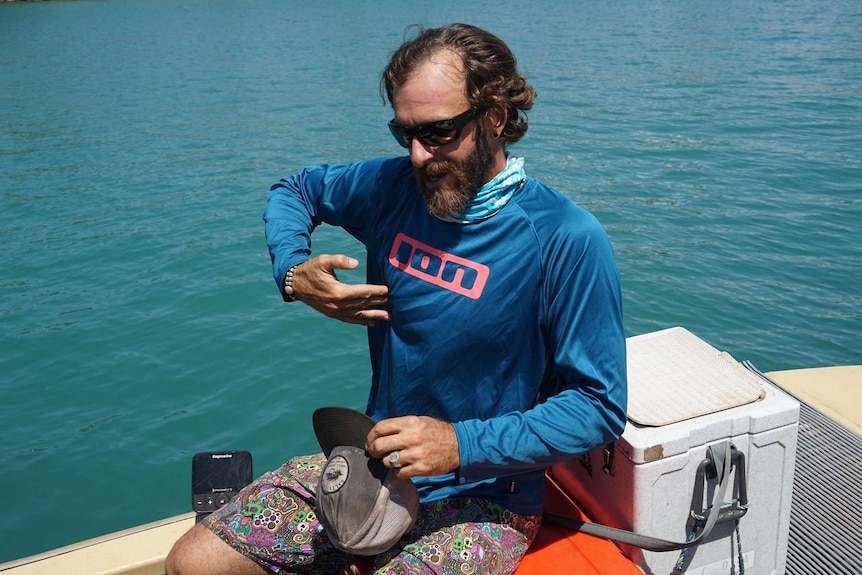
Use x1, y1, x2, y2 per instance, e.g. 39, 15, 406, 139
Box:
784, 400, 861, 575
760, 368, 862, 575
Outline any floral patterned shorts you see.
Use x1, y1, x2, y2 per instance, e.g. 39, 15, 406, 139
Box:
204, 453, 541, 575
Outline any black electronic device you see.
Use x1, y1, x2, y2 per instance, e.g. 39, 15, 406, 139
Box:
191, 450, 253, 516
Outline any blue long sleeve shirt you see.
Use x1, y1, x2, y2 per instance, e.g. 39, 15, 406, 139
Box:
264, 156, 627, 515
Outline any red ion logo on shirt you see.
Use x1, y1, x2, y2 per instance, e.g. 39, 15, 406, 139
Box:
388, 233, 490, 299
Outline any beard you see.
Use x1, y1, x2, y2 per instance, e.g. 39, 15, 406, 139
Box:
414, 130, 495, 219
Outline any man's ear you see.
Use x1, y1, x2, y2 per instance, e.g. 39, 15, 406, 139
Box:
486, 102, 508, 137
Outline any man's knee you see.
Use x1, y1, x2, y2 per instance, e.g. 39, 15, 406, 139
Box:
164, 523, 205, 575
164, 523, 266, 575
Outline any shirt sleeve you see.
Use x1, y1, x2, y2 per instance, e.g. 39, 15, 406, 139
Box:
453, 211, 628, 483
262, 158, 389, 297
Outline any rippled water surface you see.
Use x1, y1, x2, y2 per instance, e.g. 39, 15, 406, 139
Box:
1, 0, 859, 561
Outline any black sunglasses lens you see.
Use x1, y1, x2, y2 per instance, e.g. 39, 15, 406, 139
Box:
388, 123, 411, 148
389, 109, 475, 148
421, 120, 458, 145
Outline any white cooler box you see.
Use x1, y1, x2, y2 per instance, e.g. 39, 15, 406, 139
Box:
550, 327, 800, 575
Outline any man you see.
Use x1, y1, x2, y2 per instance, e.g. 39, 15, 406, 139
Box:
166, 23, 626, 575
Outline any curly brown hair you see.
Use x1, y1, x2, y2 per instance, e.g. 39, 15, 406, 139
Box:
381, 23, 537, 146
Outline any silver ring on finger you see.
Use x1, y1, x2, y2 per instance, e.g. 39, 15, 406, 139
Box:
388, 450, 401, 468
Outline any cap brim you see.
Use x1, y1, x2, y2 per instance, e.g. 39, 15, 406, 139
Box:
313, 406, 376, 457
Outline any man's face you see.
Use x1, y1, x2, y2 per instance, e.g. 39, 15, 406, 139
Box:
391, 50, 505, 219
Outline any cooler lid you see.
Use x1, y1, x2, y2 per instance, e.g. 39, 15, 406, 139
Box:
625, 327, 765, 427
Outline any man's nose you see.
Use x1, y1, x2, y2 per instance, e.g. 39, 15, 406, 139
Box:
409, 138, 434, 168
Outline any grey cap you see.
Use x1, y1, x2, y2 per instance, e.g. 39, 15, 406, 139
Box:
312, 407, 419, 556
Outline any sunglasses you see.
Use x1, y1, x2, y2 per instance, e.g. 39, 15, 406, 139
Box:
388, 108, 478, 148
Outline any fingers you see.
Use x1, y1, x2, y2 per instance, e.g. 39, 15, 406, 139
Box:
387, 450, 403, 468
365, 416, 412, 451
300, 255, 389, 297
366, 418, 412, 473
340, 308, 391, 326
316, 253, 360, 272
314, 286, 391, 325
365, 416, 460, 478
292, 254, 391, 324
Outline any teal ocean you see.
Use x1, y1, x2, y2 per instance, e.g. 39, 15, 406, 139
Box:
1, 0, 860, 562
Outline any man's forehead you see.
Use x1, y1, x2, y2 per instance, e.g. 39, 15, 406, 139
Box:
392, 50, 469, 118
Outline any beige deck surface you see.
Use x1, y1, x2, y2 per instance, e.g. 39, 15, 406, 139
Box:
0, 513, 195, 575
766, 365, 862, 438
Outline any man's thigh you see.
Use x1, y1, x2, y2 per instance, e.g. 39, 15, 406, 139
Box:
373, 499, 541, 575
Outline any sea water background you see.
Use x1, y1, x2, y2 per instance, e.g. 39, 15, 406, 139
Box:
1, 0, 859, 562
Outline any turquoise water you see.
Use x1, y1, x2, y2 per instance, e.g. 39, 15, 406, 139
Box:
1, 0, 860, 562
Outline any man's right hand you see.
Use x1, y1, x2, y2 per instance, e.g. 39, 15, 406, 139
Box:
291, 254, 390, 326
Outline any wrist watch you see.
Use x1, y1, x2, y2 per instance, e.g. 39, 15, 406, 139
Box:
283, 264, 300, 302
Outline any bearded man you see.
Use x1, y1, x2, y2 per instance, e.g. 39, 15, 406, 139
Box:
166, 23, 627, 575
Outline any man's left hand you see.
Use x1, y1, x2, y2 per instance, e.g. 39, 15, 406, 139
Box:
365, 415, 459, 478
